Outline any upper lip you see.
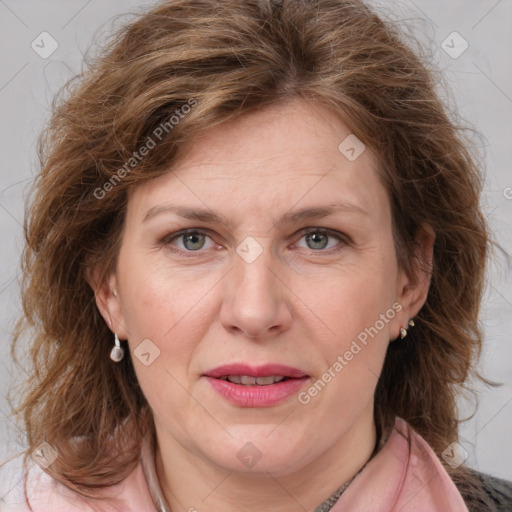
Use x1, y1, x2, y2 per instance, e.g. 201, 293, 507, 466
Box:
204, 363, 308, 379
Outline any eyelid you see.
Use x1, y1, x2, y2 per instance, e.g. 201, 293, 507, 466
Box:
295, 226, 349, 242
161, 227, 215, 244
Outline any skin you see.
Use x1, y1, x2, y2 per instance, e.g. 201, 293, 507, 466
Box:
94, 98, 433, 512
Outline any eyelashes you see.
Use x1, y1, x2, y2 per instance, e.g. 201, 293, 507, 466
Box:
159, 227, 349, 258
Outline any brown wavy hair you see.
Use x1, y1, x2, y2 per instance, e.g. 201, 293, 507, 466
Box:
7, 0, 494, 508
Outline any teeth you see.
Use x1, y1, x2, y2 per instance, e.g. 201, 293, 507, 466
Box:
219, 375, 287, 385
255, 376, 284, 385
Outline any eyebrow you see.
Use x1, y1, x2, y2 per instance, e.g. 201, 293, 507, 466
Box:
143, 201, 367, 228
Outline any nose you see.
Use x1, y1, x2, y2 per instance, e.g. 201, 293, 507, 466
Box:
219, 240, 293, 340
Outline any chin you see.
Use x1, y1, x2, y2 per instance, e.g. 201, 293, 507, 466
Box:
202, 434, 306, 476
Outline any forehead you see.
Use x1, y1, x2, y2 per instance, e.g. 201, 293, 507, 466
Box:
127, 99, 388, 225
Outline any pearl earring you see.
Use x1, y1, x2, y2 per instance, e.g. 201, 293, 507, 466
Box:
399, 319, 416, 339
110, 332, 124, 362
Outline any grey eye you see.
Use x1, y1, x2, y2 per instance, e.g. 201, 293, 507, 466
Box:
182, 232, 206, 250
305, 231, 330, 250
296, 229, 343, 251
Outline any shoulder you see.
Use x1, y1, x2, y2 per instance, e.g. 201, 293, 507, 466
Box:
398, 420, 512, 512
0, 451, 97, 511
457, 468, 512, 512
0, 452, 31, 511
1, 444, 158, 512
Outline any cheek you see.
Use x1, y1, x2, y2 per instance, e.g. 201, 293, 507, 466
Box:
115, 253, 218, 394
118, 248, 216, 338
317, 284, 392, 384
311, 261, 397, 347
116, 257, 212, 429
297, 282, 393, 432
300, 252, 398, 398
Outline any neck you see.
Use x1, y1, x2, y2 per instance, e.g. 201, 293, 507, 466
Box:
154, 405, 377, 512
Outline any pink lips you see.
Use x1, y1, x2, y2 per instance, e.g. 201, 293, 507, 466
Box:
203, 363, 310, 407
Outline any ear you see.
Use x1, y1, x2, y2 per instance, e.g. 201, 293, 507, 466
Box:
86, 264, 130, 340
391, 223, 435, 339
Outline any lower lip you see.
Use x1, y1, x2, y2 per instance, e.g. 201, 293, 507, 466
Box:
204, 376, 310, 407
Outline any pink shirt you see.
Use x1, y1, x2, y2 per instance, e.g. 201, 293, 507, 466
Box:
0, 418, 469, 511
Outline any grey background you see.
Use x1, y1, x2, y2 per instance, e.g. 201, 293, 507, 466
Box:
0, 0, 510, 484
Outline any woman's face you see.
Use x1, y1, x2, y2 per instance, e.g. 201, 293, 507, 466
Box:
105, 99, 420, 476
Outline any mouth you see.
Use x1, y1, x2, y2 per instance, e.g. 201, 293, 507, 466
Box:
204, 362, 308, 379
217, 375, 292, 385
203, 363, 310, 407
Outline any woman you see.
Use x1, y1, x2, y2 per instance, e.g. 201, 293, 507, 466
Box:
2, 0, 511, 510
